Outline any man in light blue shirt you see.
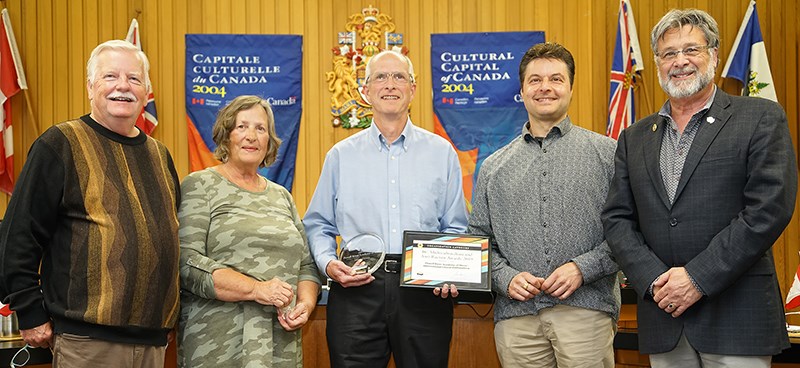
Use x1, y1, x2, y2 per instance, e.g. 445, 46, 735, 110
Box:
304, 50, 468, 368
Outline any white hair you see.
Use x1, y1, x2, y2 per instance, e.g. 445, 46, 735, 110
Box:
86, 40, 151, 92
364, 50, 416, 84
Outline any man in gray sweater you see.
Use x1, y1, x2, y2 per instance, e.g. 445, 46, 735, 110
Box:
469, 42, 620, 368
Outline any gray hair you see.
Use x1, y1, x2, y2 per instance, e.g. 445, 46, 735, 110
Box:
364, 50, 416, 84
650, 9, 720, 55
86, 40, 151, 92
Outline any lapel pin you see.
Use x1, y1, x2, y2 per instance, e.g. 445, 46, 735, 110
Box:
706, 116, 715, 124
652, 123, 657, 132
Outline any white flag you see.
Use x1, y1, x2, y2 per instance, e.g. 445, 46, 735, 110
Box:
721, 0, 777, 102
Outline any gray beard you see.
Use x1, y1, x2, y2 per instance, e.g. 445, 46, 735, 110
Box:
659, 62, 716, 99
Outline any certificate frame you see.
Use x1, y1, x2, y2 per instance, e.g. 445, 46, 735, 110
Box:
399, 231, 491, 292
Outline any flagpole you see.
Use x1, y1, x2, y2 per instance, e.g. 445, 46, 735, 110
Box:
22, 89, 39, 136
637, 75, 654, 115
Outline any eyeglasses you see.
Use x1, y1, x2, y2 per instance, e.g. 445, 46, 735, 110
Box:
657, 45, 714, 62
368, 72, 412, 85
11, 344, 31, 368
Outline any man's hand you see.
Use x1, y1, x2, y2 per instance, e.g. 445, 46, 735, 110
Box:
326, 260, 374, 288
20, 321, 53, 348
653, 267, 703, 317
542, 262, 584, 300
433, 284, 459, 299
508, 272, 545, 301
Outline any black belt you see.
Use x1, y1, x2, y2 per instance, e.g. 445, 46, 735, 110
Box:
382, 254, 401, 273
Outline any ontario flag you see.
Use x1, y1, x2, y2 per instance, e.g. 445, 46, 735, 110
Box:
125, 18, 158, 135
786, 258, 800, 310
607, 0, 643, 140
721, 0, 777, 102
0, 8, 27, 195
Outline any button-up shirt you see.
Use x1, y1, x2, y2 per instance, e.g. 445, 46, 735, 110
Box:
469, 117, 620, 322
658, 87, 717, 204
304, 119, 469, 277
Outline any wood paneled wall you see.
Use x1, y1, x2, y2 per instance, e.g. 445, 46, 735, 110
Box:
2, 0, 799, 317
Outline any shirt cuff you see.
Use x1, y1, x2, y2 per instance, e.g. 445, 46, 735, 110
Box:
648, 276, 660, 297
316, 255, 337, 279
686, 271, 705, 295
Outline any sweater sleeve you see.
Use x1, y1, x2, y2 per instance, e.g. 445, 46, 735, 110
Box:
0, 137, 65, 329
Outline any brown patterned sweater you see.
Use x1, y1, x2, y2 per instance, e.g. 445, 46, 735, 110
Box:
0, 115, 180, 345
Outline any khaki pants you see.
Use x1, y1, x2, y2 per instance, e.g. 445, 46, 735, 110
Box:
494, 304, 615, 368
52, 333, 166, 368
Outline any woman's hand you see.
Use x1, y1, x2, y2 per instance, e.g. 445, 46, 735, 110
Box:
252, 277, 295, 308
278, 301, 311, 331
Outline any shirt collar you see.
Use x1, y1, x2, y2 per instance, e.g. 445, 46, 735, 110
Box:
368, 117, 413, 152
522, 116, 573, 142
658, 85, 717, 121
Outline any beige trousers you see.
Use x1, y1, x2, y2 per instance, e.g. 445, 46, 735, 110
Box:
494, 304, 615, 368
52, 333, 166, 368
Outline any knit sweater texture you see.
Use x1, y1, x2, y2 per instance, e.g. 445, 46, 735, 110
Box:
0, 115, 180, 345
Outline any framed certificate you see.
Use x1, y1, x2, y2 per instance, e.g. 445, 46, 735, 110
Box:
400, 231, 491, 292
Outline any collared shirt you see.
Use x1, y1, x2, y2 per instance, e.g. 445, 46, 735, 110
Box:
658, 87, 717, 204
648, 88, 717, 297
469, 117, 620, 322
304, 118, 469, 277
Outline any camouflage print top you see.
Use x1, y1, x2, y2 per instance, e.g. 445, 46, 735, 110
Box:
177, 168, 320, 368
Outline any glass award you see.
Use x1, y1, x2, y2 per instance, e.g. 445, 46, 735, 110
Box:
338, 233, 386, 275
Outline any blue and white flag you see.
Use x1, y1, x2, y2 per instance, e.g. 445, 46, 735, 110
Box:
721, 0, 776, 102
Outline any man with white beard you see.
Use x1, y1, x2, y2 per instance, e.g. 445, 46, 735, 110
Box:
602, 8, 797, 368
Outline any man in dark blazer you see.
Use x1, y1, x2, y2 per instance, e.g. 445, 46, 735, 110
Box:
602, 8, 797, 368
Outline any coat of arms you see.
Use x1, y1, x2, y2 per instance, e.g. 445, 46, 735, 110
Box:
746, 70, 770, 97
327, 5, 407, 128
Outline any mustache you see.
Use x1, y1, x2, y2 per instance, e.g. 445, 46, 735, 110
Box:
108, 92, 138, 101
668, 67, 696, 78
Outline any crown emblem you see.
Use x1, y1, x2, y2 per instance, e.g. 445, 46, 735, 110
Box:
327, 6, 408, 128
362, 5, 379, 22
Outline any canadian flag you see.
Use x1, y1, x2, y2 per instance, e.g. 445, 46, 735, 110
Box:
0, 8, 27, 194
786, 259, 800, 310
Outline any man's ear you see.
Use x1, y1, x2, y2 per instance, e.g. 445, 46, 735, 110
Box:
361, 84, 371, 104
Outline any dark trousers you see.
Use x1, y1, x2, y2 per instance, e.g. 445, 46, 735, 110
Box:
326, 259, 454, 368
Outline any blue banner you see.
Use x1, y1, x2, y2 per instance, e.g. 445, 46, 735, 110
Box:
431, 32, 544, 205
185, 34, 302, 191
